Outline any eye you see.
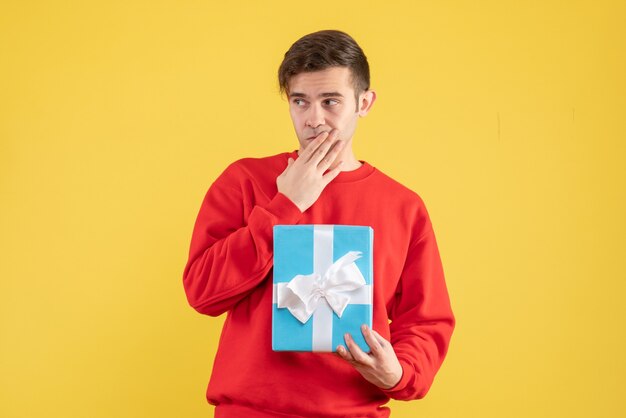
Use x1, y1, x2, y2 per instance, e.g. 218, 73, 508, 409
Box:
292, 98, 306, 106
324, 99, 339, 106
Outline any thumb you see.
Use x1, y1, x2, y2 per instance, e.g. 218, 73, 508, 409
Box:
280, 157, 294, 176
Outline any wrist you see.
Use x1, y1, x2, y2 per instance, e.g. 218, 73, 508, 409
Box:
267, 192, 305, 221
388, 368, 403, 388
279, 190, 307, 212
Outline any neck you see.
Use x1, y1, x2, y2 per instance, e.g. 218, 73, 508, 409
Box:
330, 155, 361, 171
331, 143, 361, 171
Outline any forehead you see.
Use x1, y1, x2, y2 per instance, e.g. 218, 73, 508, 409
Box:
287, 66, 355, 96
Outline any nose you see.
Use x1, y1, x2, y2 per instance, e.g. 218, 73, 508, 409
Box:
305, 103, 325, 128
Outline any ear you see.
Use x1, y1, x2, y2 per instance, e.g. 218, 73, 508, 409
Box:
358, 90, 377, 117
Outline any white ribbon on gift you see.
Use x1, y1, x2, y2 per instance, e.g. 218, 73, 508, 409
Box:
272, 225, 372, 351
277, 250, 365, 323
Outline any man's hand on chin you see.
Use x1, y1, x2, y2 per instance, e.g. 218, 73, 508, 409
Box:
277, 129, 345, 212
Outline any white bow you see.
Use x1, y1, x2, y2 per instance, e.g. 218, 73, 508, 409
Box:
276, 251, 366, 323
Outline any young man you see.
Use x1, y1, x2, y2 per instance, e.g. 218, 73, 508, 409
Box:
183, 30, 455, 417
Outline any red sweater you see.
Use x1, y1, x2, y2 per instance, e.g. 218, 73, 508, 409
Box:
183, 151, 455, 418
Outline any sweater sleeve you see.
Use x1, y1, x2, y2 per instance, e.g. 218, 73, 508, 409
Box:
182, 163, 303, 316
381, 211, 455, 400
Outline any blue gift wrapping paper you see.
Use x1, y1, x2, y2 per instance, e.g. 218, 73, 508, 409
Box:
272, 224, 373, 352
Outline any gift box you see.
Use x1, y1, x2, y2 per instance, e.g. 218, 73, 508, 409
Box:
272, 225, 373, 352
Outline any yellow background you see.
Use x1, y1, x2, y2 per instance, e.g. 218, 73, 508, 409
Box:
1, 1, 625, 417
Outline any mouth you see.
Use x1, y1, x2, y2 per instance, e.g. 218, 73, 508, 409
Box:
306, 131, 331, 140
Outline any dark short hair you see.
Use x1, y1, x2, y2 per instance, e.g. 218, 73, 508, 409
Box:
278, 30, 370, 106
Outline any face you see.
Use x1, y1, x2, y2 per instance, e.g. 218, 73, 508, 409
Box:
287, 66, 375, 153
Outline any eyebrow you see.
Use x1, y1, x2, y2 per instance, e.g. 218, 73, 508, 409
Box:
289, 92, 345, 99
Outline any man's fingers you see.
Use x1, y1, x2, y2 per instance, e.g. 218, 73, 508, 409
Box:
279, 158, 294, 177
361, 325, 384, 357
279, 128, 342, 213
308, 135, 336, 165
317, 140, 345, 171
321, 161, 344, 186
370, 329, 390, 348
344, 333, 374, 366
336, 345, 355, 362
307, 130, 339, 165
300, 131, 331, 161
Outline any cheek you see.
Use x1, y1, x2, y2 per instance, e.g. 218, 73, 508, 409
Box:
326, 111, 344, 128
339, 115, 359, 137
336, 113, 354, 129
289, 111, 303, 128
